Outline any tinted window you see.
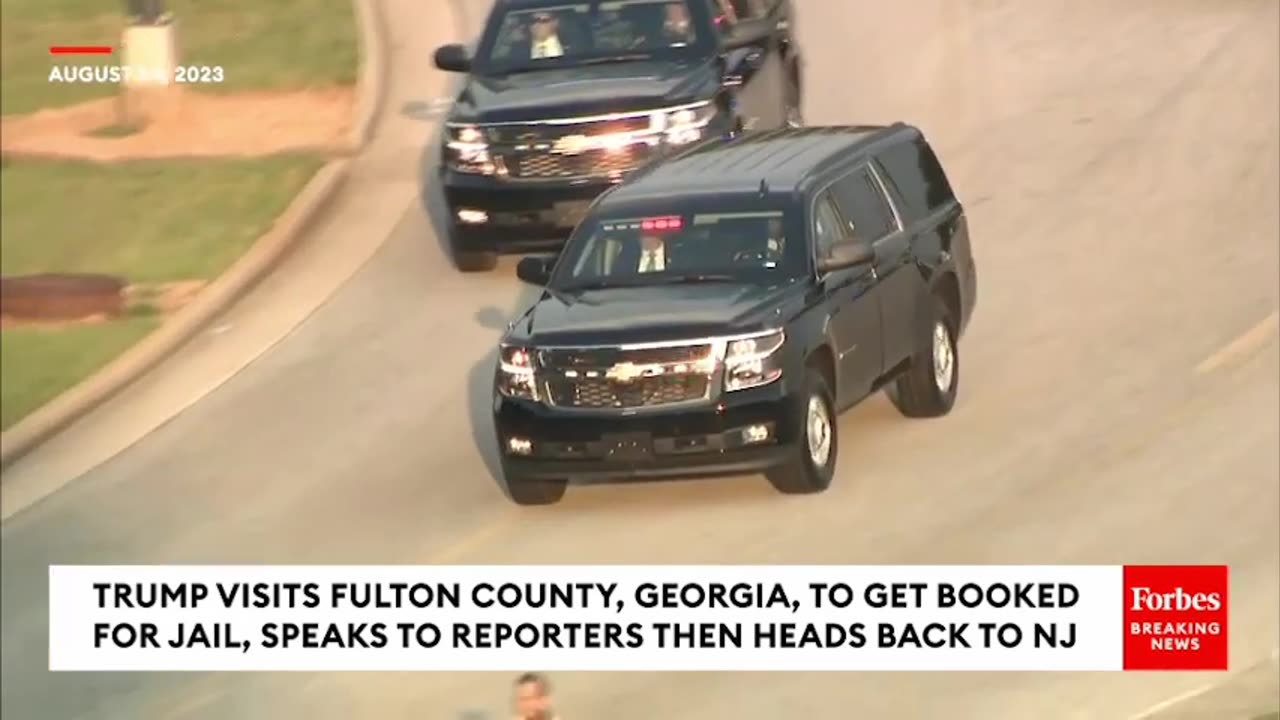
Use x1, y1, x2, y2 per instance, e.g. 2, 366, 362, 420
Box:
550, 199, 805, 289
812, 193, 844, 260
478, 0, 711, 74
875, 137, 956, 221
831, 167, 898, 242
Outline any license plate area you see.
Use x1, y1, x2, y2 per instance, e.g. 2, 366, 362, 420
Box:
553, 200, 591, 228
601, 432, 653, 461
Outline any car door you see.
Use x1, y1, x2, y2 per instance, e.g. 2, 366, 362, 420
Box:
830, 163, 920, 370
812, 190, 883, 407
713, 0, 784, 128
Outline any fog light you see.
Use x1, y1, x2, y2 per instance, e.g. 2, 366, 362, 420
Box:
506, 437, 533, 455
457, 209, 488, 224
742, 424, 770, 444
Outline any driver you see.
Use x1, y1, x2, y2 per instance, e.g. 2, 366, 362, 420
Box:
529, 11, 565, 59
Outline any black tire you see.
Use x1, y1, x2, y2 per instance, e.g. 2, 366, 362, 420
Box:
765, 368, 837, 495
887, 295, 959, 418
447, 225, 498, 272
453, 248, 498, 273
501, 463, 568, 506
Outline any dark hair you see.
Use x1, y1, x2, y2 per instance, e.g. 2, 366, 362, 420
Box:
514, 672, 550, 694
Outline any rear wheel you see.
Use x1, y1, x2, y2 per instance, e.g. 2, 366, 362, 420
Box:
765, 369, 837, 495
887, 295, 959, 418
501, 462, 568, 506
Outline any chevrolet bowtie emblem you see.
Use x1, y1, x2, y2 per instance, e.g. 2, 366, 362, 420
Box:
606, 362, 644, 383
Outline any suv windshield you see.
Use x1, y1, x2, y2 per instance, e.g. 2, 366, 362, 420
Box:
550, 200, 807, 291
477, 0, 711, 75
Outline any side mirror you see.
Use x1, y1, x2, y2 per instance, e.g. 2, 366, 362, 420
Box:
817, 240, 875, 274
516, 255, 553, 286
434, 44, 471, 73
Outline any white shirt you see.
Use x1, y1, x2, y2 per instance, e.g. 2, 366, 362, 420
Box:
638, 248, 665, 272
531, 36, 564, 59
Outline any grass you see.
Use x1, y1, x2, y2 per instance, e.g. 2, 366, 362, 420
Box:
0, 317, 161, 431
1, 0, 358, 116
1251, 713, 1279, 720
1, 154, 326, 282
0, 153, 325, 430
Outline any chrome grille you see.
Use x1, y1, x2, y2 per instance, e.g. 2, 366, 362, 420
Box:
511, 147, 649, 180
484, 116, 658, 181
547, 375, 709, 409
539, 343, 716, 409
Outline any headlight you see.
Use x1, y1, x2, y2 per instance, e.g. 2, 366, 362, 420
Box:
723, 330, 785, 392
657, 102, 716, 145
445, 124, 497, 175
497, 344, 539, 401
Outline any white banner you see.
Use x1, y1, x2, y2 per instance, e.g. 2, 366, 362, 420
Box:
49, 565, 1129, 672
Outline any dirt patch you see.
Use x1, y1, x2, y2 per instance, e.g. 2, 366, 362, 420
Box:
1, 280, 207, 330
0, 88, 353, 162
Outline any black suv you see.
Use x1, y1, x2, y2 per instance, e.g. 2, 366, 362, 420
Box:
492, 125, 978, 505
432, 0, 803, 271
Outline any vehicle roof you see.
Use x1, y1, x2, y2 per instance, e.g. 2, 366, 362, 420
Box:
606, 124, 916, 205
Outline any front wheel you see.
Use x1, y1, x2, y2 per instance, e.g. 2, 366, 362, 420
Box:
501, 462, 568, 506
446, 224, 497, 273
765, 370, 837, 495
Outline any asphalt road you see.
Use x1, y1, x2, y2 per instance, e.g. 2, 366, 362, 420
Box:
3, 0, 1278, 718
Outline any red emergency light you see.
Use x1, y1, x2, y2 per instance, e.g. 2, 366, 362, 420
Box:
640, 216, 683, 232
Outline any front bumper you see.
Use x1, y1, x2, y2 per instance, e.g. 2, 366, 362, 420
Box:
442, 170, 617, 254
493, 382, 802, 481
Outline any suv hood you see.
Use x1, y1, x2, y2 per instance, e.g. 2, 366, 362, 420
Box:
506, 281, 807, 347
453, 60, 719, 124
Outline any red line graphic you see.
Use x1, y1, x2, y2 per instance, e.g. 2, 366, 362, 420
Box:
49, 46, 115, 56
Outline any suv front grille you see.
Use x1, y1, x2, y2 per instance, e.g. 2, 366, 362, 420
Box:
511, 147, 648, 180
484, 115, 659, 181
538, 343, 716, 410
546, 375, 709, 409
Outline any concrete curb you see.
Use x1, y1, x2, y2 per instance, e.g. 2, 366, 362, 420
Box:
0, 0, 388, 470
348, 0, 389, 153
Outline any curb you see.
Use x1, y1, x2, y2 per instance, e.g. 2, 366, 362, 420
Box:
348, 0, 389, 153
0, 0, 387, 471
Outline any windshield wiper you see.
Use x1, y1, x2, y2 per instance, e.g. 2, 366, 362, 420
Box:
575, 53, 653, 66
650, 273, 740, 285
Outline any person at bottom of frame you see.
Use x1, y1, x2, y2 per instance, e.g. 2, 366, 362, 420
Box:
513, 672, 562, 720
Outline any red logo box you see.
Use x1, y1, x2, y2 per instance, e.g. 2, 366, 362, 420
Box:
1123, 565, 1229, 671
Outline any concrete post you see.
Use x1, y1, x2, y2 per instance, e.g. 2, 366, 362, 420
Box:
119, 13, 180, 126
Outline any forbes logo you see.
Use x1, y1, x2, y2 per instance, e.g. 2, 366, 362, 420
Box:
1129, 586, 1224, 612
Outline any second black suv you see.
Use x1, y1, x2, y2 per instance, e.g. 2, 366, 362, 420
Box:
433, 0, 804, 271
491, 124, 979, 505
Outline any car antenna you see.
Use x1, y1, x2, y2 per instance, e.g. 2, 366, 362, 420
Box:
758, 178, 768, 196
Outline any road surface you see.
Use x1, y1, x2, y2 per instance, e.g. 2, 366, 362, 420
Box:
2, 0, 1278, 718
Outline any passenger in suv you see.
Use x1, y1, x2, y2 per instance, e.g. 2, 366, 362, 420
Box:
432, 0, 805, 272
491, 125, 978, 506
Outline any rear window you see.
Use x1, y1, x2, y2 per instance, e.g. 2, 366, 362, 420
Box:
875, 136, 956, 222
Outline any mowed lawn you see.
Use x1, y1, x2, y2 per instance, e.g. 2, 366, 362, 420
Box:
1, 0, 357, 115
0, 154, 326, 430
0, 0, 354, 431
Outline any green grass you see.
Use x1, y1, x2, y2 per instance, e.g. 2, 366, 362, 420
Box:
0, 153, 325, 430
1, 154, 326, 282
1, 0, 357, 115
1, 316, 160, 430
1250, 712, 1279, 720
